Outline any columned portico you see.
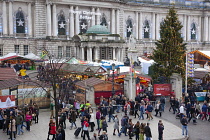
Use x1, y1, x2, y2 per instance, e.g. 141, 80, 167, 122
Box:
75, 6, 79, 34
70, 6, 75, 37
91, 7, 95, 26
152, 13, 155, 40
81, 47, 84, 61
183, 15, 187, 41
135, 12, 139, 39
139, 12, 142, 40
3, 1, 8, 35
156, 13, 159, 40
9, 1, 13, 35
187, 15, 191, 41
96, 8, 100, 25
116, 9, 120, 34
89, 47, 92, 62
204, 16, 208, 42
52, 4, 57, 36
47, 3, 52, 36
28, 3, 32, 36
95, 47, 99, 61
111, 9, 115, 34
113, 47, 116, 60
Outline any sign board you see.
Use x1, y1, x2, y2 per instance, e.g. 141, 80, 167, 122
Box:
154, 84, 172, 96
0, 95, 16, 109
194, 92, 207, 97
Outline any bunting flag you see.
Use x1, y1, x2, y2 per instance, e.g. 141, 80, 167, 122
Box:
40, 50, 48, 59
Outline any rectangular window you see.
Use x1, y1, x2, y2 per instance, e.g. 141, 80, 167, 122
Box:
58, 46, 63, 58
100, 47, 113, 60
0, 45, 3, 56
23, 45, 29, 55
66, 46, 71, 58
14, 45, 19, 54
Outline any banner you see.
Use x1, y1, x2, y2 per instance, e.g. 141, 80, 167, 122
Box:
154, 84, 172, 96
187, 53, 194, 77
0, 95, 16, 109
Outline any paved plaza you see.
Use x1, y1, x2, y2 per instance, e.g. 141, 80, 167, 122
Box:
1, 109, 188, 140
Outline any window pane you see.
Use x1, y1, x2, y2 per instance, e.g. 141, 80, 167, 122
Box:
58, 46, 63, 58
0, 45, 3, 56
66, 46, 71, 58
23, 45, 28, 55
14, 45, 19, 53
16, 9, 25, 33
58, 15, 66, 35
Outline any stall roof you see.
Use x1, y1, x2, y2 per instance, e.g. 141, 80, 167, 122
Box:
0, 53, 25, 61
190, 50, 210, 60
24, 53, 41, 60
0, 68, 17, 80
75, 77, 105, 88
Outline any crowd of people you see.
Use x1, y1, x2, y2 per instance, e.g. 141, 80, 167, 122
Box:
0, 103, 39, 140
47, 93, 166, 140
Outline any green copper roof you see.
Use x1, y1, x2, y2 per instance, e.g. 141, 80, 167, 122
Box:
86, 25, 111, 34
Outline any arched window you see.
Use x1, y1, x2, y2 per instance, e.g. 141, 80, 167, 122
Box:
16, 7, 25, 33
126, 16, 133, 38
100, 14, 108, 28
80, 19, 88, 34
143, 20, 150, 38
191, 22, 196, 40
58, 11, 66, 35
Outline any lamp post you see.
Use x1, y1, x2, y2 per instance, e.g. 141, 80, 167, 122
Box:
107, 63, 120, 97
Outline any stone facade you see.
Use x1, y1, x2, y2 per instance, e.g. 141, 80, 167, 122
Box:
0, 0, 210, 61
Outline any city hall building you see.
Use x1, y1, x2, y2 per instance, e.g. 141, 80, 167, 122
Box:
0, 0, 209, 62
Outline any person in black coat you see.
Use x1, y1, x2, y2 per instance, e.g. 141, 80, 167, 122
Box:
158, 122, 164, 140
56, 129, 62, 140
59, 125, 65, 140
144, 123, 152, 140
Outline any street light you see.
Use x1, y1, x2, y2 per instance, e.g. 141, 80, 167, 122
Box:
107, 63, 120, 97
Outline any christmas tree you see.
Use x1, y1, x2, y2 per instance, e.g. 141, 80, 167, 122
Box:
151, 7, 186, 80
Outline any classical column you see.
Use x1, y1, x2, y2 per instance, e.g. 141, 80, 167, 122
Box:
135, 12, 139, 39
156, 13, 159, 40
198, 16, 202, 41
119, 48, 123, 62
47, 3, 52, 36
111, 9, 115, 34
204, 16, 208, 42
75, 6, 79, 34
70, 6, 74, 37
91, 7, 95, 26
27, 3, 32, 36
208, 17, 210, 41
183, 15, 187, 41
89, 47, 92, 62
52, 4, 57, 36
113, 47, 116, 60
152, 13, 155, 40
139, 12, 142, 40
3, 1, 7, 35
96, 8, 100, 25
81, 47, 84, 61
9, 1, 13, 35
95, 47, 98, 61
116, 9, 120, 34
187, 15, 191, 41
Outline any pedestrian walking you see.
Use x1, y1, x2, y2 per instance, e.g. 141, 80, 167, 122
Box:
146, 102, 153, 121
134, 101, 140, 118
113, 115, 119, 136
96, 109, 101, 130
82, 118, 91, 140
139, 123, 145, 140
69, 109, 77, 130
47, 119, 56, 140
50, 101, 55, 119
139, 103, 145, 120
16, 112, 24, 136
25, 111, 32, 131
89, 111, 95, 132
181, 115, 188, 137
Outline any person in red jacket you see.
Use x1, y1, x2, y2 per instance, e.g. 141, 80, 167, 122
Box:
47, 119, 56, 140
83, 118, 90, 140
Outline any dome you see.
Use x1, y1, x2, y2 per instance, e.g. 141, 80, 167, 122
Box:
86, 25, 111, 34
